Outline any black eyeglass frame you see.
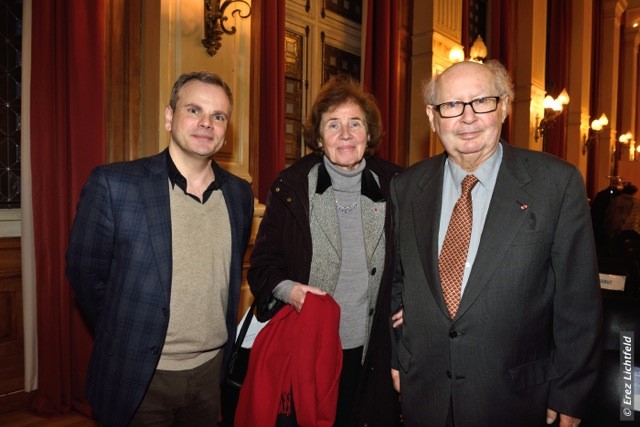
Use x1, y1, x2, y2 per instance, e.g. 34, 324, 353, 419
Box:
430, 96, 503, 118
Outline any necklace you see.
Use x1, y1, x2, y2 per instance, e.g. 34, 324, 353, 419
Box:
335, 199, 358, 213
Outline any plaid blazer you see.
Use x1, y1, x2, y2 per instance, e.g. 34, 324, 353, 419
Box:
66, 149, 254, 426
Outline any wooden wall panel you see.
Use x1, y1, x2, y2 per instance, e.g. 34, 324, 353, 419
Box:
0, 237, 23, 399
105, 0, 142, 162
237, 204, 265, 322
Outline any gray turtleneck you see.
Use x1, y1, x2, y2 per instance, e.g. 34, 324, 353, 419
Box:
273, 157, 369, 349
323, 156, 368, 349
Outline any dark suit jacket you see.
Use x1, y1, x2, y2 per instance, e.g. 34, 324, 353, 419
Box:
390, 142, 601, 426
66, 149, 254, 427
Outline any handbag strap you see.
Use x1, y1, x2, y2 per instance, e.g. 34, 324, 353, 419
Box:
232, 300, 256, 352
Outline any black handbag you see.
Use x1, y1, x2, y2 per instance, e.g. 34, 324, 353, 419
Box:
225, 301, 255, 388
221, 301, 256, 426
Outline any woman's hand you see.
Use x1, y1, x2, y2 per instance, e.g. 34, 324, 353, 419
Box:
290, 284, 327, 312
391, 308, 404, 328
391, 369, 400, 392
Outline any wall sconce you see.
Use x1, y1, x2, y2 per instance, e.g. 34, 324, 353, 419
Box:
619, 131, 633, 145
582, 113, 608, 155
619, 131, 634, 160
534, 89, 570, 142
448, 36, 487, 64
448, 46, 465, 63
469, 35, 488, 63
202, 0, 252, 57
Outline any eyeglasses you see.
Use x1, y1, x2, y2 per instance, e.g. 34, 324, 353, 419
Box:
431, 96, 502, 118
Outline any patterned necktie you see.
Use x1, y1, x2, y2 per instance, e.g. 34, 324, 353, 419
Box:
439, 174, 478, 318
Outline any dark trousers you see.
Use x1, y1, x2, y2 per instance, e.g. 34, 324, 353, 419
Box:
129, 351, 223, 427
334, 346, 363, 427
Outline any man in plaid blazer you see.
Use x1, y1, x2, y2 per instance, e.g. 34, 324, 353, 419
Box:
66, 71, 253, 426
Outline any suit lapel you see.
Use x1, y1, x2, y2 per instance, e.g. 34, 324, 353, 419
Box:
411, 156, 448, 316
141, 153, 172, 303
455, 146, 533, 319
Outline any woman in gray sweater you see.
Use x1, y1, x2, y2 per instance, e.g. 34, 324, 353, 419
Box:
248, 75, 402, 426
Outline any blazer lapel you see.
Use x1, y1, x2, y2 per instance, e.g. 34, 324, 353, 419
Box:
411, 156, 448, 316
221, 180, 241, 260
214, 161, 243, 271
310, 188, 341, 257
455, 146, 533, 319
141, 153, 172, 303
361, 197, 385, 263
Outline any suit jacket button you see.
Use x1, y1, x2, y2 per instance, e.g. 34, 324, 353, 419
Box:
370, 267, 377, 275
449, 330, 458, 338
151, 346, 159, 354
447, 370, 452, 378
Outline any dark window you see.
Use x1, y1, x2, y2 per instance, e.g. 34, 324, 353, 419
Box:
284, 30, 305, 166
322, 43, 360, 84
468, 0, 487, 46
0, 0, 22, 209
324, 0, 362, 24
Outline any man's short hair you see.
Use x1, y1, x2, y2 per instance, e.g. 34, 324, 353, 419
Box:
169, 71, 234, 115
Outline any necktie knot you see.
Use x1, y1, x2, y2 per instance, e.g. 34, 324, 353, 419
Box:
461, 174, 478, 195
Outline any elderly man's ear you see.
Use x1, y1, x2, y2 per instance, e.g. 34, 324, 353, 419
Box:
425, 106, 437, 132
500, 96, 510, 123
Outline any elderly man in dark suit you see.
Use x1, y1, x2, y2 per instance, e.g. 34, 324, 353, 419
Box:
390, 60, 601, 427
66, 71, 253, 426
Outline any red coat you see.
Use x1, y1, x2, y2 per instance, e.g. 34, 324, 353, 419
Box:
235, 293, 343, 427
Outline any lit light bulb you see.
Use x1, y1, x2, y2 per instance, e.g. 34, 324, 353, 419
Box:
448, 46, 464, 63
543, 95, 555, 109
556, 89, 570, 105
598, 113, 608, 127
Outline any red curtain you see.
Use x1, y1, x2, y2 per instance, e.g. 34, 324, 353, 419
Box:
29, 0, 104, 416
588, 0, 603, 199
544, 0, 571, 159
364, 0, 400, 164
489, 0, 516, 143
257, 0, 286, 202
461, 0, 469, 51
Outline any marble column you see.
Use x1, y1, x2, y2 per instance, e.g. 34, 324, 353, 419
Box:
408, 0, 463, 164
511, 0, 548, 151
567, 0, 595, 180
617, 2, 640, 161
595, 0, 627, 190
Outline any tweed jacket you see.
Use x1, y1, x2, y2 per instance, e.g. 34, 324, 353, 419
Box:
248, 153, 402, 426
66, 149, 254, 427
